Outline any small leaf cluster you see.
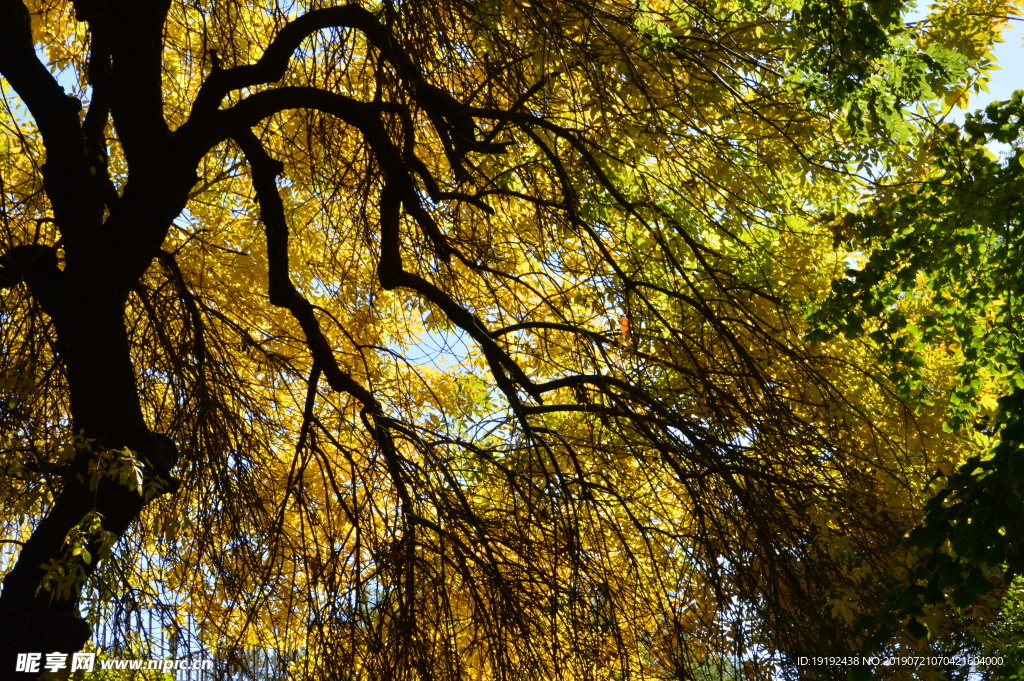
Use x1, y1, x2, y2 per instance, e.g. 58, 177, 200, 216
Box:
37, 510, 115, 602
87, 445, 147, 495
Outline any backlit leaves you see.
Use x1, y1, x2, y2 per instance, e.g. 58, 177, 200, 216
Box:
0, 0, 1018, 677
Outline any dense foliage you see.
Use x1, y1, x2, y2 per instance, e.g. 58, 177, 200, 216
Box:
0, 0, 1018, 678
811, 89, 1024, 675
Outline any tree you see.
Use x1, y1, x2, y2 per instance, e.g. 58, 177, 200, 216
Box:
810, 87, 1024, 666
0, 0, 1011, 678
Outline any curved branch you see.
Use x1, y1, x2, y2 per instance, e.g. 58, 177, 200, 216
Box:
233, 128, 413, 512
0, 1, 78, 140
189, 86, 396, 152
190, 5, 388, 117
77, 1, 111, 157
0, 1, 101, 234
185, 5, 507, 167
204, 87, 455, 259
376, 182, 541, 404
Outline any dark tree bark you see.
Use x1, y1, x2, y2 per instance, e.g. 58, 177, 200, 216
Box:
0, 1, 188, 673
1, 298, 146, 659
0, 166, 189, 681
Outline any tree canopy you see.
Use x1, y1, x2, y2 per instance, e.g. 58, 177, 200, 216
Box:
0, 0, 1019, 678
809, 85, 1024, 672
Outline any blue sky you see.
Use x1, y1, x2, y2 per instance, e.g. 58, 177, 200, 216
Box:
970, 15, 1024, 110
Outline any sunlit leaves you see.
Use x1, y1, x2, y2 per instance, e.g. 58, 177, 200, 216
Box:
0, 0, 1018, 676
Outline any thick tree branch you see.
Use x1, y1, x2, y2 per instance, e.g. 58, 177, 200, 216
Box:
0, 0, 100, 235
186, 5, 505, 168
190, 5, 384, 116
190, 86, 397, 149
107, 0, 172, 168
77, 1, 118, 212
234, 129, 413, 512
0, 1, 76, 139
195, 87, 455, 259
218, 91, 543, 407
219, 92, 535, 404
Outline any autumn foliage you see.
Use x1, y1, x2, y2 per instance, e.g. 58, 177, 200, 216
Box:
0, 0, 1020, 679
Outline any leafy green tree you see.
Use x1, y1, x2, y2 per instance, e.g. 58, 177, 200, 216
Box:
808, 50, 1024, 674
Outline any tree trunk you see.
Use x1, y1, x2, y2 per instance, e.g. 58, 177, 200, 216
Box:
0, 278, 172, 678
